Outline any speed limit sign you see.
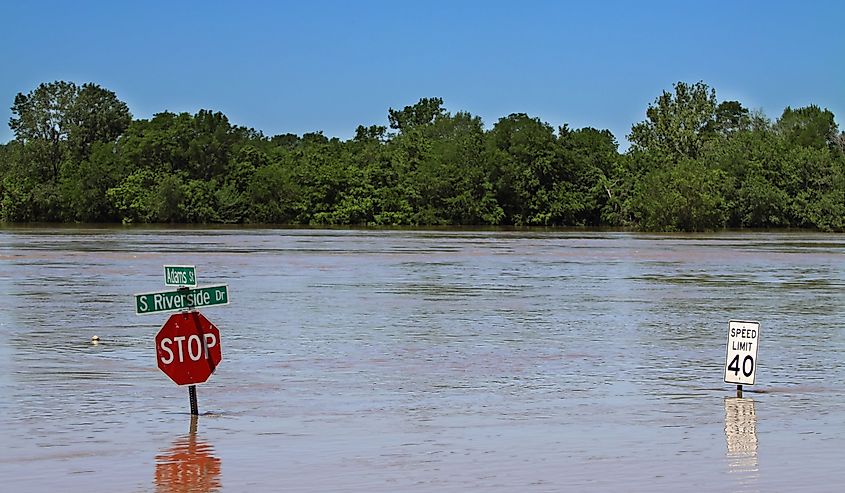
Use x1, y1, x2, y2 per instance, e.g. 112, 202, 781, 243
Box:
724, 320, 760, 385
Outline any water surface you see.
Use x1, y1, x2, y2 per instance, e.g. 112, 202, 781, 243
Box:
0, 228, 843, 492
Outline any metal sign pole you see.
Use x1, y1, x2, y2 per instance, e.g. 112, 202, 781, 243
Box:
736, 385, 743, 398
189, 385, 199, 415
148, 267, 226, 417
177, 284, 200, 416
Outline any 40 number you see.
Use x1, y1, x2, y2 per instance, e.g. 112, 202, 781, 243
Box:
728, 354, 754, 377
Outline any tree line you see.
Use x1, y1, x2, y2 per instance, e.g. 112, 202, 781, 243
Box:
1, 80, 843, 231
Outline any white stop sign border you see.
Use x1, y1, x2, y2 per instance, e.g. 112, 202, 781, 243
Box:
724, 320, 760, 386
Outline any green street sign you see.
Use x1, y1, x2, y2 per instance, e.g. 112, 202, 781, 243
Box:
135, 284, 229, 315
164, 265, 197, 287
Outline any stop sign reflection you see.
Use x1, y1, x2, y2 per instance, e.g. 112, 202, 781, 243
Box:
156, 311, 222, 386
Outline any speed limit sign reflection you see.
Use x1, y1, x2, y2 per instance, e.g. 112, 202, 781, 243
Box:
724, 320, 760, 385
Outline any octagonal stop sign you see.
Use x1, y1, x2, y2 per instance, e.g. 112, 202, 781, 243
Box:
156, 311, 222, 386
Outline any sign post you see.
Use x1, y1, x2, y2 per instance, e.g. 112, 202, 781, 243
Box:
137, 266, 229, 416
724, 320, 760, 397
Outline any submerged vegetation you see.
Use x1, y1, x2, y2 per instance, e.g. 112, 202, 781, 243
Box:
1, 81, 843, 231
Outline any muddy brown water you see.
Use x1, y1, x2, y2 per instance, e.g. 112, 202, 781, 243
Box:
0, 227, 843, 492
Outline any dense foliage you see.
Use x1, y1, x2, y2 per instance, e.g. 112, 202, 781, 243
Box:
1, 81, 843, 230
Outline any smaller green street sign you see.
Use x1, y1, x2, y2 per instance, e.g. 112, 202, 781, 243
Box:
135, 284, 228, 315
164, 265, 197, 287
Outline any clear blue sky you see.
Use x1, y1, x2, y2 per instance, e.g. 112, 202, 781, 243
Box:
1, 0, 843, 148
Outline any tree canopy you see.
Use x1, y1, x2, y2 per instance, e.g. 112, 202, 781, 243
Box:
1, 80, 842, 231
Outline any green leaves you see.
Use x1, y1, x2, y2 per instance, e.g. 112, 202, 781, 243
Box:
629, 81, 718, 160
2, 81, 843, 232
630, 159, 728, 231
388, 97, 445, 132
10, 81, 131, 181
106, 169, 158, 224
776, 105, 840, 150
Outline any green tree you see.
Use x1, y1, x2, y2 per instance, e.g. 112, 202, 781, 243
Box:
701, 123, 791, 227
781, 145, 845, 230
10, 81, 131, 180
555, 126, 619, 225
182, 179, 219, 223
408, 110, 502, 225
4, 80, 842, 231
66, 83, 132, 159
106, 169, 158, 223
58, 142, 125, 222
711, 100, 750, 137
153, 173, 185, 222
388, 97, 445, 133
323, 128, 386, 224
213, 145, 269, 222
630, 158, 728, 231
629, 81, 717, 159
118, 109, 254, 181
9, 81, 78, 180
487, 113, 559, 225
289, 135, 350, 224
247, 163, 300, 223
775, 105, 840, 150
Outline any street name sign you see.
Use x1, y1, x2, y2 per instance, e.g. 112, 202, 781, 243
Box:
724, 320, 760, 385
135, 284, 229, 315
164, 265, 197, 287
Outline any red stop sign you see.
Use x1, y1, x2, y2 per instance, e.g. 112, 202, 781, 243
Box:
155, 311, 222, 386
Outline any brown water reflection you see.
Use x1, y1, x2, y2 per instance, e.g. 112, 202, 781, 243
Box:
155, 417, 221, 493
725, 397, 759, 491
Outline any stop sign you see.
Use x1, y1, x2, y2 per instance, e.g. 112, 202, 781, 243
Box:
155, 311, 222, 386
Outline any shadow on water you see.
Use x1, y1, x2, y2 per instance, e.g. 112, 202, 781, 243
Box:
724, 397, 759, 492
154, 416, 221, 493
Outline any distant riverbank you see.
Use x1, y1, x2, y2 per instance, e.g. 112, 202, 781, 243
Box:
3, 82, 843, 232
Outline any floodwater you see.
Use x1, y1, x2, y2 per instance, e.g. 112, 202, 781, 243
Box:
0, 227, 843, 492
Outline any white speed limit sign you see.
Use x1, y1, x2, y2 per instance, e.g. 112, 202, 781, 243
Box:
724, 320, 760, 385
